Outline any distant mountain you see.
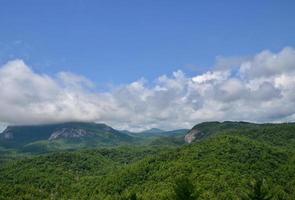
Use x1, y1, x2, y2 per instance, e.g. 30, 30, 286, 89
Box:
128, 128, 189, 138
141, 128, 165, 134
0, 122, 133, 153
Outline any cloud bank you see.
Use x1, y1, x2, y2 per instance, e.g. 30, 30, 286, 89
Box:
1, 47, 295, 131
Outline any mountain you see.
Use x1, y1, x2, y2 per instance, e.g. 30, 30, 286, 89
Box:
184, 121, 295, 146
185, 121, 250, 143
128, 128, 189, 138
1, 121, 295, 199
0, 122, 134, 153
0, 122, 189, 153
141, 128, 165, 134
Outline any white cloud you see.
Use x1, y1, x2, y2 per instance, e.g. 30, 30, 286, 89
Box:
239, 47, 295, 78
0, 47, 295, 131
192, 70, 229, 84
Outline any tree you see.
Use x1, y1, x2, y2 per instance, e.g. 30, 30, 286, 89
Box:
129, 193, 137, 200
244, 179, 273, 200
120, 192, 138, 200
173, 177, 198, 200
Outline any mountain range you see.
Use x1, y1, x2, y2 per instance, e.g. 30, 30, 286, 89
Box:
0, 122, 188, 153
1, 121, 295, 199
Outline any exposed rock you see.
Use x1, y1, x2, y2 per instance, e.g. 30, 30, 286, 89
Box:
184, 128, 205, 143
0, 128, 14, 140
49, 128, 94, 140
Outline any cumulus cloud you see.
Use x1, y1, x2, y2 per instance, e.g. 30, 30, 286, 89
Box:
0, 47, 295, 131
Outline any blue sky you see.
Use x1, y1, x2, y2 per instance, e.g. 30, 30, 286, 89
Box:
1, 1, 295, 130
1, 0, 295, 86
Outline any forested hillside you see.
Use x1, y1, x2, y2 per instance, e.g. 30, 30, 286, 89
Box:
1, 122, 295, 199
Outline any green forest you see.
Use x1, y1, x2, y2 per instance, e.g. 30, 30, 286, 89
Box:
1, 122, 295, 199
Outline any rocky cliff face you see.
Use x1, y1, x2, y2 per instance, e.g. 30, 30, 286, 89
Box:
49, 128, 94, 140
0, 128, 14, 140
184, 128, 205, 143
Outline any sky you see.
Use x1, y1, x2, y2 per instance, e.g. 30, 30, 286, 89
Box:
0, 0, 295, 131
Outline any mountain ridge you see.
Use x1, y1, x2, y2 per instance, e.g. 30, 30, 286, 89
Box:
184, 121, 295, 146
0, 122, 133, 152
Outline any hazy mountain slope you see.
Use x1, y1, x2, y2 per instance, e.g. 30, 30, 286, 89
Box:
127, 129, 189, 138
121, 128, 189, 147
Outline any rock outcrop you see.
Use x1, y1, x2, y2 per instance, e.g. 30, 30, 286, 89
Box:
49, 128, 94, 140
184, 128, 205, 143
0, 128, 14, 140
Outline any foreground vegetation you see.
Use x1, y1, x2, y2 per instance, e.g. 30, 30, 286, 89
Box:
0, 122, 295, 199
